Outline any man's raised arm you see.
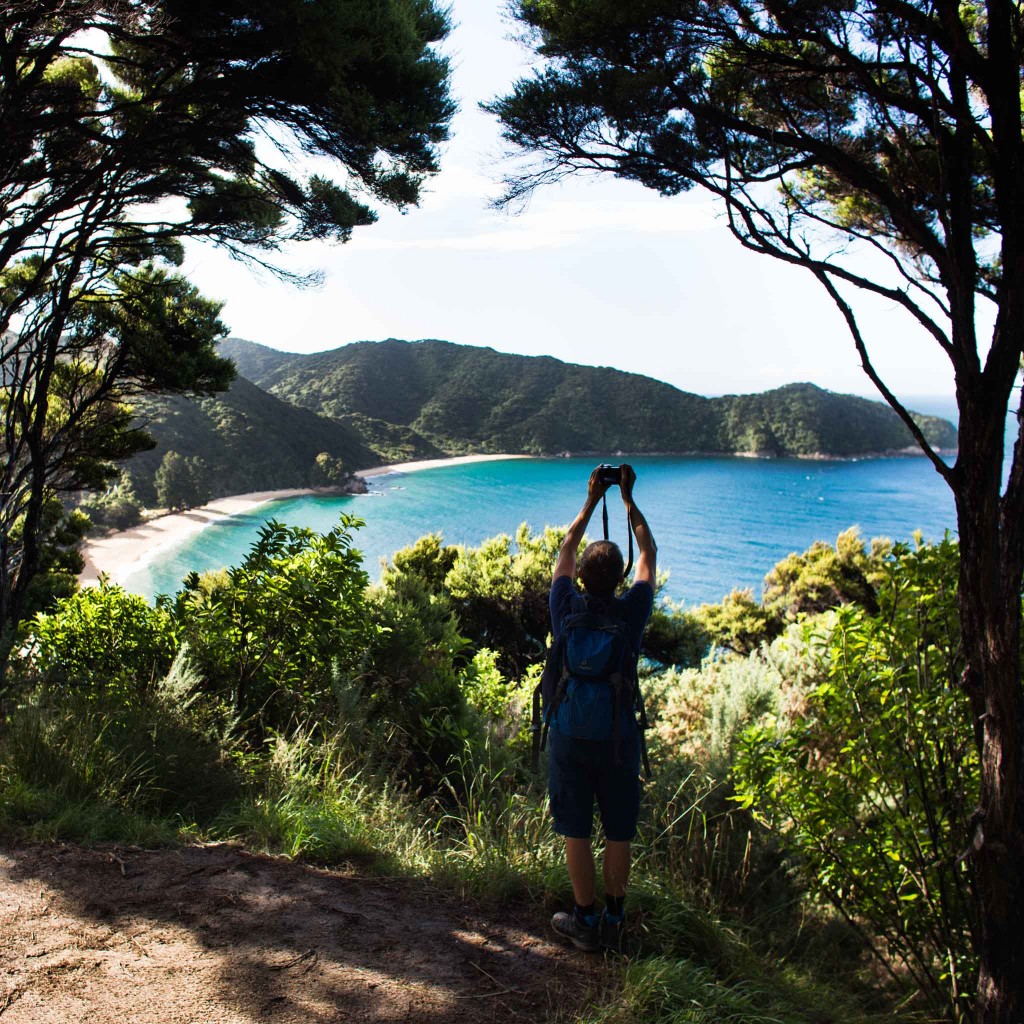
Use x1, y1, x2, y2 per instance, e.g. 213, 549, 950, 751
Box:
619, 465, 657, 587
553, 467, 611, 582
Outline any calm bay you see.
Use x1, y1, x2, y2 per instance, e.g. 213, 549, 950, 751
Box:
122, 450, 967, 607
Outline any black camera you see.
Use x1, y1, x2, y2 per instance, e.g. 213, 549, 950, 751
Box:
597, 463, 621, 484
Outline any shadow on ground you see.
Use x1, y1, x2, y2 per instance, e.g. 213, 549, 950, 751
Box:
1, 842, 612, 1024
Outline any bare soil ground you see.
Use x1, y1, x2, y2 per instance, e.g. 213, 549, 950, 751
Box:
0, 842, 611, 1024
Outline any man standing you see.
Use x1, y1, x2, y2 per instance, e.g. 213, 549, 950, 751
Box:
546, 464, 657, 952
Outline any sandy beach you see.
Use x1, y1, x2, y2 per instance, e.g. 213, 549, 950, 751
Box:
79, 453, 531, 587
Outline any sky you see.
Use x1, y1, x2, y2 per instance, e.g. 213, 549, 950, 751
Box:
181, 0, 959, 402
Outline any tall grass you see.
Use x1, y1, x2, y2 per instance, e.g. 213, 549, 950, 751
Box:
428, 748, 560, 899
0, 653, 241, 840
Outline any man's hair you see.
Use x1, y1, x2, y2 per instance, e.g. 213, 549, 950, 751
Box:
578, 540, 624, 597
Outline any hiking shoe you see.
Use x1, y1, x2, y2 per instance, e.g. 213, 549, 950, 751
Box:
599, 912, 640, 956
551, 908, 600, 952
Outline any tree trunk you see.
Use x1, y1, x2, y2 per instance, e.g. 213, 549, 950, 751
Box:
954, 393, 1024, 1024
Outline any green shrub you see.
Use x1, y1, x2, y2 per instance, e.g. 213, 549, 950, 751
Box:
79, 472, 143, 530
169, 516, 372, 731
16, 579, 177, 697
694, 588, 779, 656
357, 570, 478, 793
0, 649, 242, 830
644, 599, 709, 667
380, 532, 459, 593
650, 623, 825, 777
444, 523, 563, 676
762, 527, 890, 622
734, 537, 977, 1022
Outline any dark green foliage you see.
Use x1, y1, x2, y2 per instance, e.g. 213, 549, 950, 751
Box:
1, 655, 242, 827
1, 518, 980, 1021
168, 517, 372, 732
443, 524, 563, 677
717, 386, 954, 458
1, 0, 453, 642
382, 532, 459, 592
219, 338, 957, 460
644, 602, 711, 667
154, 452, 192, 510
695, 589, 780, 657
379, 525, 707, 679
73, 268, 236, 398
762, 528, 889, 621
358, 570, 477, 794
696, 529, 891, 655
154, 451, 210, 510
3, 0, 454, 264
311, 452, 349, 488
11, 496, 92, 626
336, 411, 445, 465
0, 269, 233, 644
734, 538, 978, 1020
129, 375, 379, 505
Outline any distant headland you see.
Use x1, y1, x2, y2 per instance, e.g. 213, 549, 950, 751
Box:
124, 337, 957, 505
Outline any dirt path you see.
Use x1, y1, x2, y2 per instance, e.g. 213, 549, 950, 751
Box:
0, 843, 610, 1024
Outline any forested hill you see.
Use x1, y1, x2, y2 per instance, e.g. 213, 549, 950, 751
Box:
219, 337, 957, 459
128, 376, 386, 505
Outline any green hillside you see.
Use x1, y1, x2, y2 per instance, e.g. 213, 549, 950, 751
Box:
128, 376, 382, 504
220, 337, 958, 458
126, 338, 956, 502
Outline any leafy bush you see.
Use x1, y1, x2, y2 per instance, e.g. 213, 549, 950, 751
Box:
444, 522, 563, 676
79, 472, 143, 530
762, 527, 890, 622
631, 630, 823, 921
155, 450, 210, 510
169, 516, 372, 732
357, 567, 478, 793
379, 531, 458, 593
644, 599, 709, 667
16, 579, 177, 697
0, 496, 92, 660
651, 623, 824, 777
733, 538, 977, 1022
694, 531, 893, 657
694, 588, 779, 656
461, 648, 532, 765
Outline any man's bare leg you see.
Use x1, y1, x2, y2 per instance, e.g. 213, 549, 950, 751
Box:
565, 837, 596, 906
603, 840, 631, 899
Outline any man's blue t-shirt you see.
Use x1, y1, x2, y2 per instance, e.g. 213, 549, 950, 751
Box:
548, 575, 654, 659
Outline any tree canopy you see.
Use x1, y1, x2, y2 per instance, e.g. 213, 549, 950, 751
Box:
0, 0, 455, 647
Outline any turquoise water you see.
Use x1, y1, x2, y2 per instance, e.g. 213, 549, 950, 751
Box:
121, 395, 1020, 607
124, 453, 963, 607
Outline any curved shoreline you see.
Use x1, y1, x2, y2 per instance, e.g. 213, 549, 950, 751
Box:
77, 446, 950, 588
79, 453, 532, 587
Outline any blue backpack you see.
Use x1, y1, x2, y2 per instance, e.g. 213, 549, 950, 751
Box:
532, 603, 650, 775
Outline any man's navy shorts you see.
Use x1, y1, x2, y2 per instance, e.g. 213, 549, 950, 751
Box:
547, 725, 641, 841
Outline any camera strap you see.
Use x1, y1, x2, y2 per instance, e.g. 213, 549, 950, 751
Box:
601, 492, 634, 581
